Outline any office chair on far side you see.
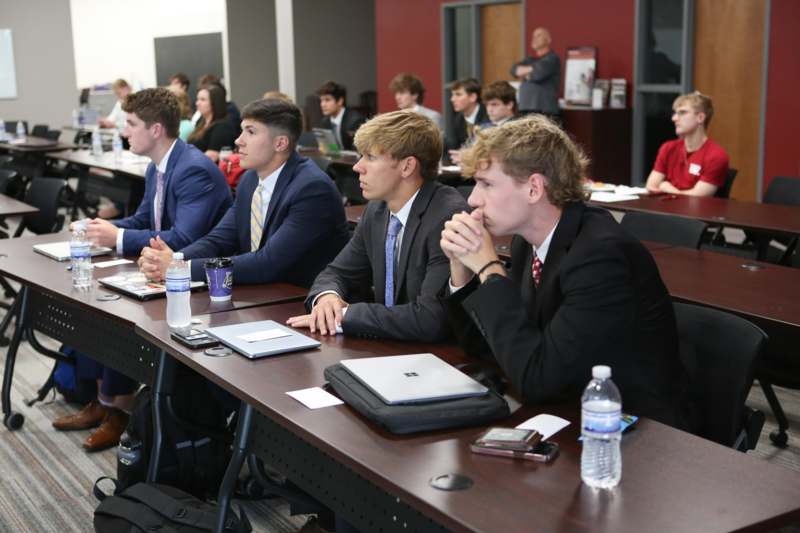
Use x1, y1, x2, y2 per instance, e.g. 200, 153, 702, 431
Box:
620, 211, 708, 249
674, 302, 767, 451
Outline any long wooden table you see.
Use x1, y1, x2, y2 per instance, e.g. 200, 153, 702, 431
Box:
46, 148, 148, 180
0, 193, 37, 217
134, 300, 800, 533
592, 195, 800, 236
0, 136, 75, 154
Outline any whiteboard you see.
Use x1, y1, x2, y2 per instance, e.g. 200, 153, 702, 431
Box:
0, 29, 18, 99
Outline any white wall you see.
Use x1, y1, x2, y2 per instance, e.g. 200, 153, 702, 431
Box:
69, 0, 229, 90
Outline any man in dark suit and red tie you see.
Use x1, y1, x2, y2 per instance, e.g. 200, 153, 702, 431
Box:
440, 115, 688, 428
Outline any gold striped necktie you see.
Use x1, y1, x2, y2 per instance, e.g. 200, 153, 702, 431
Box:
250, 183, 265, 251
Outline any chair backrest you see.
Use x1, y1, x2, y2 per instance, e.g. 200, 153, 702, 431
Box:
674, 302, 766, 448
45, 129, 61, 141
714, 167, 738, 198
456, 184, 474, 200
31, 124, 49, 138
0, 169, 18, 195
620, 212, 708, 249
17, 178, 67, 235
5, 120, 27, 134
763, 176, 800, 207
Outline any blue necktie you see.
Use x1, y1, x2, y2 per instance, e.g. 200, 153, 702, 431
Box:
384, 215, 403, 307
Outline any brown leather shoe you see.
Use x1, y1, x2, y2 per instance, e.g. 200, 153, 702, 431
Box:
83, 408, 129, 451
52, 400, 108, 431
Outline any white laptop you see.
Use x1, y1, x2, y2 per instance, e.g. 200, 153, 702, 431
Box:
33, 241, 112, 261
340, 353, 488, 405
204, 320, 321, 359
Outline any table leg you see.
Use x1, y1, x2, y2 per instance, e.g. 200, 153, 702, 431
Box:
0, 292, 20, 345
147, 349, 176, 482
2, 287, 28, 430
215, 402, 253, 533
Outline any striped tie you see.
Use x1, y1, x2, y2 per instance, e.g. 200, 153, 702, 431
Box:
250, 183, 265, 251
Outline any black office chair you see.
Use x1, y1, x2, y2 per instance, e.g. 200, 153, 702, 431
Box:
0, 155, 13, 169
456, 184, 474, 200
13, 178, 67, 237
674, 302, 767, 451
5, 120, 28, 135
31, 124, 49, 138
45, 129, 61, 141
714, 167, 738, 199
620, 212, 708, 249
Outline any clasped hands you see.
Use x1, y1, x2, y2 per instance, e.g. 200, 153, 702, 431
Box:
137, 236, 174, 281
440, 209, 504, 285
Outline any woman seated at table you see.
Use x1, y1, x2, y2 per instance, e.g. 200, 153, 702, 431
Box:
187, 83, 237, 162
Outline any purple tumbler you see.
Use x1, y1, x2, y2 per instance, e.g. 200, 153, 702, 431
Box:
204, 258, 233, 301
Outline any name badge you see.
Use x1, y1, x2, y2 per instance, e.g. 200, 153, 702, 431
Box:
689, 163, 702, 176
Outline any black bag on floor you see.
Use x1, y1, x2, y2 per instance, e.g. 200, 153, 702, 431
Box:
111, 369, 233, 501
94, 482, 251, 533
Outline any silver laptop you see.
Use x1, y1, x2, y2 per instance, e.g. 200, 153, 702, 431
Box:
204, 320, 321, 359
33, 241, 112, 261
340, 353, 488, 405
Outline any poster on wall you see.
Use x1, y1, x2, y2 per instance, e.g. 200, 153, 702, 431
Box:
564, 47, 597, 106
0, 29, 18, 99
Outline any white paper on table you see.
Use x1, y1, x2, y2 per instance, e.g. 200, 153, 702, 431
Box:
516, 414, 571, 440
93, 259, 134, 268
286, 387, 344, 409
590, 192, 639, 203
237, 328, 292, 343
614, 185, 649, 196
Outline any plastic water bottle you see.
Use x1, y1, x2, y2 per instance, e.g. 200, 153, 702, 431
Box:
581, 365, 622, 489
15, 121, 25, 142
166, 252, 192, 332
0, 119, 5, 142
71, 109, 80, 128
70, 222, 92, 289
91, 127, 103, 157
112, 130, 123, 163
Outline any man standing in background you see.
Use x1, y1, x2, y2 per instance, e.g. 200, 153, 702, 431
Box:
511, 27, 561, 117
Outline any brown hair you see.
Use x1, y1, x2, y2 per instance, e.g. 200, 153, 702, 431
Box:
354, 110, 442, 181
262, 90, 294, 103
316, 80, 347, 103
121, 88, 180, 139
483, 81, 517, 111
460, 115, 589, 207
450, 78, 481, 99
389, 73, 426, 104
111, 78, 130, 91
241, 98, 302, 151
168, 72, 190, 91
188, 83, 228, 143
673, 91, 715, 127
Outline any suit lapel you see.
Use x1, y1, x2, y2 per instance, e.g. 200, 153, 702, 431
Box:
393, 182, 436, 303
532, 202, 584, 322
257, 152, 301, 248
152, 139, 184, 228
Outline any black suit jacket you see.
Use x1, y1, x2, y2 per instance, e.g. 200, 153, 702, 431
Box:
307, 181, 468, 342
444, 104, 489, 155
321, 108, 366, 151
445, 202, 687, 427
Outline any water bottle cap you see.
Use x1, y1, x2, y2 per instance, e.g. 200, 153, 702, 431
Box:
592, 365, 611, 379
173, 252, 184, 261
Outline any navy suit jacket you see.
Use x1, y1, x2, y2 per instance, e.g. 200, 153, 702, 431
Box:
113, 139, 232, 255
181, 152, 350, 286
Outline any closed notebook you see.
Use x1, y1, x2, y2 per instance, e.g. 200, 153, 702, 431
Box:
340, 353, 488, 405
33, 241, 112, 261
204, 320, 320, 359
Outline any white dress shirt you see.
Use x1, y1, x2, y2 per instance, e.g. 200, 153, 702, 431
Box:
116, 139, 178, 253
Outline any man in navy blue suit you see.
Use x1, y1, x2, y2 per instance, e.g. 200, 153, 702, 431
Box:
138, 98, 349, 288
83, 88, 232, 255
53, 88, 233, 452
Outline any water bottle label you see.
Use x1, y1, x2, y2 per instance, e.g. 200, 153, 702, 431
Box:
70, 243, 91, 259
165, 275, 191, 292
582, 407, 622, 433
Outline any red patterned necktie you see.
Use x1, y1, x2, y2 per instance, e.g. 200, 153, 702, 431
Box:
532, 251, 542, 288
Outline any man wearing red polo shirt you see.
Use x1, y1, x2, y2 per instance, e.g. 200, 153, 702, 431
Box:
646, 92, 729, 197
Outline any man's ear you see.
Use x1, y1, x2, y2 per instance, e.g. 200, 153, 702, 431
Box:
696, 111, 707, 127
399, 156, 418, 178
527, 173, 547, 204
274, 134, 290, 153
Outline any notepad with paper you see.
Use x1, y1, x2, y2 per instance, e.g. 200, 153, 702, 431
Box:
204, 320, 320, 359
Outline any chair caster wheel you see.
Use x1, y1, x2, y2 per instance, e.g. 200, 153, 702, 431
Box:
4, 412, 24, 430
770, 430, 789, 448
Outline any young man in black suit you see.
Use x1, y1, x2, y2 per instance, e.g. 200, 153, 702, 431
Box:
287, 110, 468, 342
440, 116, 687, 428
317, 80, 366, 151
444, 77, 488, 163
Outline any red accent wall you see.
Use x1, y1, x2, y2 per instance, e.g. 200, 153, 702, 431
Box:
374, 0, 636, 113
763, 0, 800, 192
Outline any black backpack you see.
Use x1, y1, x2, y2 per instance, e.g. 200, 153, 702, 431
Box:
94, 482, 251, 533
111, 369, 233, 501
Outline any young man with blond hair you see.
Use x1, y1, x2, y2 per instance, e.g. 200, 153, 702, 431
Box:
646, 91, 729, 196
441, 116, 687, 427
288, 110, 467, 342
